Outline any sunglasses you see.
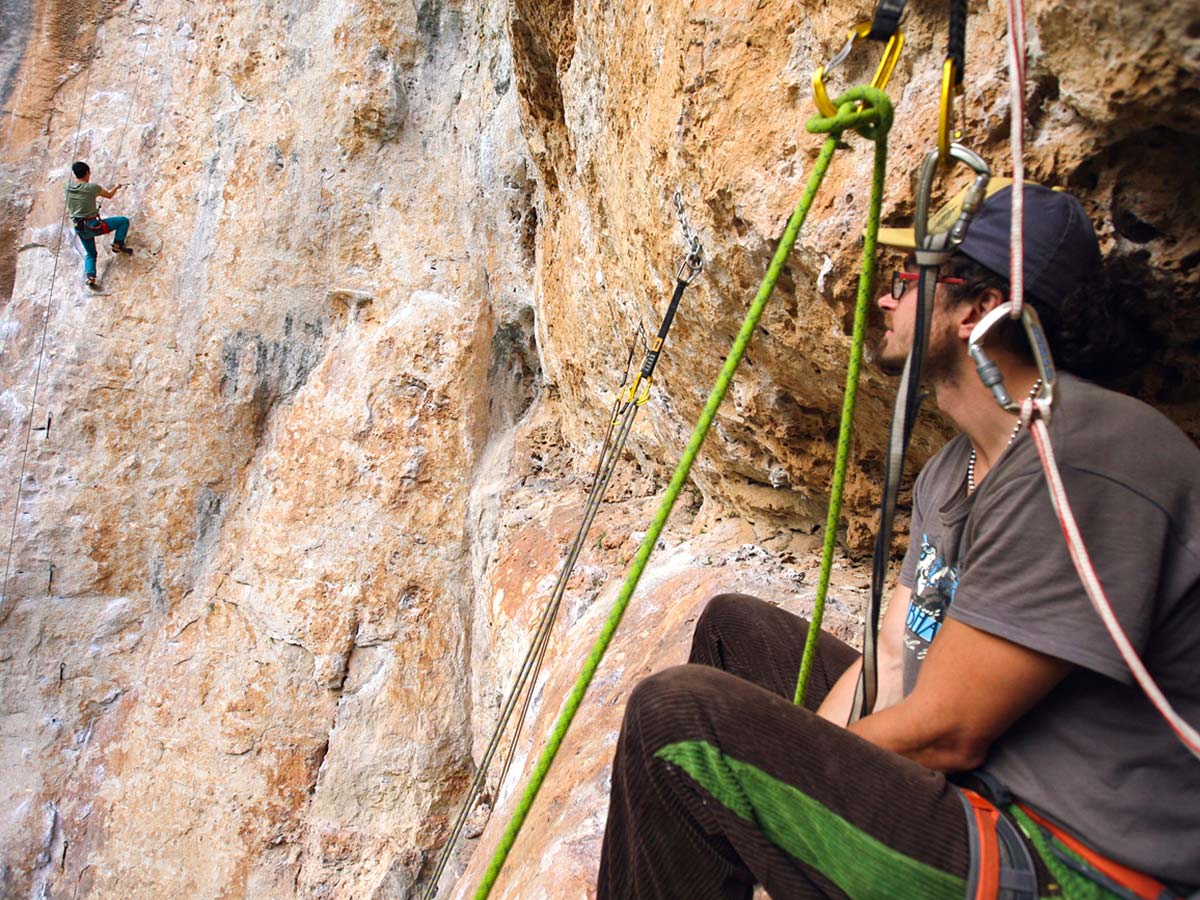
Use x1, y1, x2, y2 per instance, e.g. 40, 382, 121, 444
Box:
891, 270, 967, 300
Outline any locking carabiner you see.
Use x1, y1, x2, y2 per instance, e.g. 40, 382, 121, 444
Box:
912, 142, 990, 258
812, 22, 904, 118
968, 302, 1057, 418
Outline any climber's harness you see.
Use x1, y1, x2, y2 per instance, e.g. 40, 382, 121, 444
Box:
73, 215, 111, 237
956, 772, 1194, 900
957, 786, 1039, 900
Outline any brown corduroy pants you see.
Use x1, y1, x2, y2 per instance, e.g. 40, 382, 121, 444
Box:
596, 593, 983, 900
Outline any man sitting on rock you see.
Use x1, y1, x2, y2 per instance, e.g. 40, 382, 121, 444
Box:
596, 185, 1200, 899
66, 160, 133, 289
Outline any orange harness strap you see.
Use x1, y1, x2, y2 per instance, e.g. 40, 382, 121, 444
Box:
961, 788, 1002, 899
1017, 803, 1170, 900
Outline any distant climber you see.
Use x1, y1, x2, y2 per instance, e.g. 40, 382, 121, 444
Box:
66, 161, 132, 289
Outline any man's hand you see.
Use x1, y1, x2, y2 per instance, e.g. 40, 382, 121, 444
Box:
848, 618, 1073, 771
816, 584, 910, 724
99, 184, 123, 199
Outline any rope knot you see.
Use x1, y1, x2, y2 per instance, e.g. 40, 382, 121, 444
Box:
806, 85, 894, 142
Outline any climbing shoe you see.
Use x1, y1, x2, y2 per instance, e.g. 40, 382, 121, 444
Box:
86, 275, 100, 290
111, 241, 133, 255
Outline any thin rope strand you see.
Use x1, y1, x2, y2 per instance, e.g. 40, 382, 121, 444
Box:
794, 123, 888, 706
1026, 411, 1200, 758
1, 0, 109, 615
1006, 0, 1026, 319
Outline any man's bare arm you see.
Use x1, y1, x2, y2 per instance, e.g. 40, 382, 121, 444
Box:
816, 584, 911, 724
99, 184, 122, 199
848, 618, 1073, 771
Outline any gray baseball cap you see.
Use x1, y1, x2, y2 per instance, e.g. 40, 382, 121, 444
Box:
879, 181, 1102, 308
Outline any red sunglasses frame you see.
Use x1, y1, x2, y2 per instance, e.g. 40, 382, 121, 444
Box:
891, 270, 967, 300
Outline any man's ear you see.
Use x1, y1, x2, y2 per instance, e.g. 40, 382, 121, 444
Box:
953, 286, 1006, 340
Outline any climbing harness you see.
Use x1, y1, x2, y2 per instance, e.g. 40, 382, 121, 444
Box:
423, 195, 703, 899
1013, 803, 1190, 900
961, 771, 1190, 900
848, 142, 990, 721
966, 304, 1200, 760
73, 215, 112, 236
470, 84, 895, 898
957, 788, 1039, 900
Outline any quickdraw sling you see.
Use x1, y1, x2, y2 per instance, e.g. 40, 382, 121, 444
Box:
424, 195, 703, 900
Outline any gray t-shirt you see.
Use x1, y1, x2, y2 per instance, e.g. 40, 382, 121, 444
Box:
899, 373, 1200, 885
65, 181, 103, 219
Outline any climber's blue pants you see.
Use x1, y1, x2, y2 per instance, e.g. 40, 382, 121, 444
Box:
75, 216, 130, 277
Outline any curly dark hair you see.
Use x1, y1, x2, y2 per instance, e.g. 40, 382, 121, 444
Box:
938, 254, 1151, 382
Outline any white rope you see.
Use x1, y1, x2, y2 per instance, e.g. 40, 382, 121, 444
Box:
0, 0, 107, 613
1005, 0, 1027, 319
1023, 400, 1200, 760
1, 0, 160, 613
111, 0, 162, 169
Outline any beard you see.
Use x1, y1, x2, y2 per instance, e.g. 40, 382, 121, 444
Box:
875, 333, 907, 376
874, 316, 961, 383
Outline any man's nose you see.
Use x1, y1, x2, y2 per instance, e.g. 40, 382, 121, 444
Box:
877, 290, 897, 314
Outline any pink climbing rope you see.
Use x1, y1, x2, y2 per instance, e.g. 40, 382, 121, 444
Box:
1022, 398, 1200, 760
1005, 0, 1027, 319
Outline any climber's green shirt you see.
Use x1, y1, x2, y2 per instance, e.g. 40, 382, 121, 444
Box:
65, 181, 103, 219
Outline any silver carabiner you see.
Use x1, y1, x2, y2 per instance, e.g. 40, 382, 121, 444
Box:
673, 190, 704, 283
913, 142, 990, 256
968, 301, 1057, 417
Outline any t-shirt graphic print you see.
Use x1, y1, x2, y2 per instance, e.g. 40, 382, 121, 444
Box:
904, 533, 960, 666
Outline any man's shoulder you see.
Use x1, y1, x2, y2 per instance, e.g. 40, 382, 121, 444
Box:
1004, 375, 1200, 544
1055, 375, 1199, 483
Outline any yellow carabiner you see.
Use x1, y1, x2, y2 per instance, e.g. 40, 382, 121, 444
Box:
621, 372, 653, 408
812, 22, 905, 117
937, 57, 962, 164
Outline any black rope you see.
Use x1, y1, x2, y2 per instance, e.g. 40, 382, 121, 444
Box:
947, 0, 968, 86
851, 265, 933, 721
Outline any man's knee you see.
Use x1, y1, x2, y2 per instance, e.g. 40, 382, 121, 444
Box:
694, 593, 755, 640
695, 592, 806, 641
623, 664, 723, 739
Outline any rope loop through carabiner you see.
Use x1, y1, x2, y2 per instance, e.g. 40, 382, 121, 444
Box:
808, 85, 895, 142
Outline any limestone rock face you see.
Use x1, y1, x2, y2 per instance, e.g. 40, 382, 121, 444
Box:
0, 0, 1195, 898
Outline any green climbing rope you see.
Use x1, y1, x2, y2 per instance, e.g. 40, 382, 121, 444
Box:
471, 86, 893, 899
793, 96, 891, 707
